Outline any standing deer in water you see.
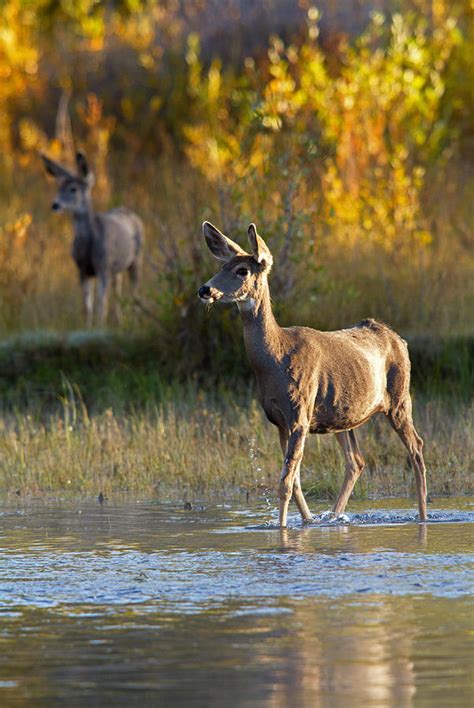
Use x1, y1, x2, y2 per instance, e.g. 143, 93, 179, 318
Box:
198, 222, 427, 527
41, 151, 144, 326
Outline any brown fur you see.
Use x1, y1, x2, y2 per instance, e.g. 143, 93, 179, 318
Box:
199, 222, 427, 526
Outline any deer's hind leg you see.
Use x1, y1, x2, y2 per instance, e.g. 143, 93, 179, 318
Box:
278, 428, 313, 524
112, 273, 123, 324
387, 400, 427, 521
80, 275, 94, 328
128, 258, 141, 299
97, 272, 110, 326
332, 430, 365, 516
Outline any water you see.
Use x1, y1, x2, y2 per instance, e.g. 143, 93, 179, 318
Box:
1, 497, 473, 706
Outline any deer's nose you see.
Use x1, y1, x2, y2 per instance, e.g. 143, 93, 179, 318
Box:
198, 285, 211, 299
51, 201, 61, 211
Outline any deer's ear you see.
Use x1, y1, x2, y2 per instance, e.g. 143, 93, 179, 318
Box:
202, 222, 247, 262
76, 151, 95, 186
40, 153, 73, 180
248, 223, 273, 270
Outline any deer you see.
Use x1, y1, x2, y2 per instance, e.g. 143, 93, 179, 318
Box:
198, 221, 428, 528
41, 151, 144, 326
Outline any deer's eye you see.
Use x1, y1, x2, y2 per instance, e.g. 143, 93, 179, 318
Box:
70, 186, 77, 194
236, 268, 249, 277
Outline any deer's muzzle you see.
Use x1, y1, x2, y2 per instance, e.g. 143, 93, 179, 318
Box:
198, 285, 222, 304
198, 285, 213, 303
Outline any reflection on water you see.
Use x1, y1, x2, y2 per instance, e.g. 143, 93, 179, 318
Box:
0, 497, 473, 706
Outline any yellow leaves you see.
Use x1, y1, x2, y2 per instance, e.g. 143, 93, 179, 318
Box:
0, 0, 41, 151
139, 52, 155, 70
208, 62, 221, 105
1, 214, 32, 248
183, 126, 225, 180
149, 96, 162, 113
415, 230, 433, 246
179, 8, 453, 253
320, 145, 433, 252
371, 11, 385, 28
0, 3, 38, 73
286, 45, 299, 64
244, 57, 255, 71
121, 96, 135, 121
307, 8, 320, 41
18, 119, 45, 152
116, 11, 157, 50
261, 115, 282, 131
343, 95, 355, 110
268, 35, 285, 62
186, 33, 202, 98
0, 0, 463, 261
248, 135, 271, 171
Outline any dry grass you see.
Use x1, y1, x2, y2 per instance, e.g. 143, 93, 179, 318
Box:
0, 386, 471, 502
0, 330, 471, 502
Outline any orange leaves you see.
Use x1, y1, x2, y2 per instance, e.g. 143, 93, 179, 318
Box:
0, 0, 468, 261
0, 0, 40, 151
181, 7, 459, 250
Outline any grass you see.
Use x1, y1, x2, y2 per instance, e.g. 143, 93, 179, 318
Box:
0, 331, 472, 503
1, 387, 471, 502
0, 329, 472, 409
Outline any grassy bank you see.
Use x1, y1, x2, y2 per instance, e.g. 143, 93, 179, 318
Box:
1, 330, 472, 410
0, 331, 472, 501
0, 386, 471, 502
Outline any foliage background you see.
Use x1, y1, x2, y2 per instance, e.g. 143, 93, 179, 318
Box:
0, 0, 473, 374
0, 0, 472, 498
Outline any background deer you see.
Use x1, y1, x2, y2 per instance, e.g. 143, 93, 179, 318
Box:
41, 151, 144, 326
199, 221, 428, 527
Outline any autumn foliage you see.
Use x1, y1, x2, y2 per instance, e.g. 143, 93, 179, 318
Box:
0, 1, 472, 356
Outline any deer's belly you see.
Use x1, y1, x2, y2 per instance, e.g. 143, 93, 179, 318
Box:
310, 404, 384, 434
310, 356, 387, 433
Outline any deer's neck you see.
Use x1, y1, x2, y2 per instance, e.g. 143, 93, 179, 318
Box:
239, 284, 284, 371
73, 205, 96, 243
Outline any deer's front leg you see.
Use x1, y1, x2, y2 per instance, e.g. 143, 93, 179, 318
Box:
81, 276, 94, 328
279, 427, 313, 524
97, 273, 110, 326
278, 425, 308, 528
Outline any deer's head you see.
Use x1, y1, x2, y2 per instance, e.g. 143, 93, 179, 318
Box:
198, 222, 273, 307
41, 151, 95, 215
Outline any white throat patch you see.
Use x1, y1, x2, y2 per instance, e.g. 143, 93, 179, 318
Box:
237, 298, 256, 313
